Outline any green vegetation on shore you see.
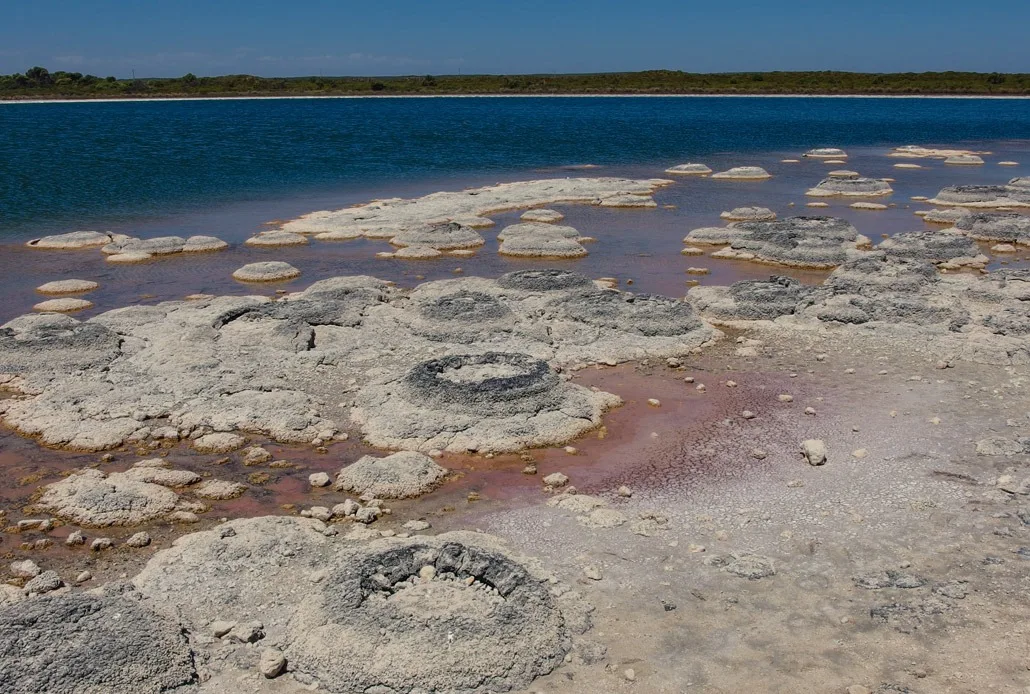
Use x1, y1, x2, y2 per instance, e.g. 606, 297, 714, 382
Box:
2, 67, 1029, 99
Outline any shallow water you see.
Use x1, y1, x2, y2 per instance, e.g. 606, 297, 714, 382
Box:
3, 96, 1030, 237
1, 140, 1029, 322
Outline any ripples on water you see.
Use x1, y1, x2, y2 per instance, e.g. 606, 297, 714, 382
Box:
0, 96, 1028, 319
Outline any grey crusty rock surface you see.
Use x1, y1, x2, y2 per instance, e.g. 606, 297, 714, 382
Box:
335, 450, 447, 498
131, 516, 589, 694
806, 176, 893, 197
0, 273, 715, 451
0, 590, 198, 694
351, 352, 621, 453
684, 216, 871, 268
953, 212, 1030, 244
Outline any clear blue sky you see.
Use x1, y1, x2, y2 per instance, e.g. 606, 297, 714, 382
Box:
3, 0, 1028, 77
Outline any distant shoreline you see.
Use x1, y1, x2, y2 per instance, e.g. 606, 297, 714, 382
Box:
4, 92, 1030, 105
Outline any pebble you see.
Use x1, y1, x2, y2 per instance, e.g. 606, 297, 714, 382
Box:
751, 449, 767, 460
227, 621, 265, 644
684, 376, 695, 383
583, 566, 603, 581
852, 449, 868, 459
725, 380, 737, 388
688, 543, 706, 553
617, 485, 633, 497
65, 530, 86, 546
210, 620, 237, 638
10, 559, 41, 578
804, 407, 817, 416
778, 394, 794, 402
564, 446, 578, 455
802, 439, 827, 466
125, 532, 151, 548
543, 472, 569, 488
90, 538, 114, 552
741, 410, 756, 420
624, 668, 636, 682
696, 384, 706, 393
259, 648, 287, 679
75, 570, 92, 583
308, 472, 331, 488
403, 519, 431, 531
647, 398, 661, 407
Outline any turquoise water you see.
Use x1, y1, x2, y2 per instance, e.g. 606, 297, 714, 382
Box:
2, 96, 1029, 237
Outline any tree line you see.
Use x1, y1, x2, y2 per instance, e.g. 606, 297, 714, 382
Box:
2, 67, 1028, 98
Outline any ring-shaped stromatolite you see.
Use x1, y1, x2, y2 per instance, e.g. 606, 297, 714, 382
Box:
282, 536, 576, 694
550, 290, 703, 337
404, 352, 558, 409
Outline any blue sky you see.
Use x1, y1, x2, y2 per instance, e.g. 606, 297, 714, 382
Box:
3, 0, 1028, 77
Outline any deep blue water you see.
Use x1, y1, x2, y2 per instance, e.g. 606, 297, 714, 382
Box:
1, 96, 1029, 237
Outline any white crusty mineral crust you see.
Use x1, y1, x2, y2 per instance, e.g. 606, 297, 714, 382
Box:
664, 163, 712, 175
277, 177, 672, 238
711, 166, 771, 180
335, 451, 447, 498
32, 298, 93, 313
232, 261, 301, 282
35, 280, 99, 295
26, 231, 115, 250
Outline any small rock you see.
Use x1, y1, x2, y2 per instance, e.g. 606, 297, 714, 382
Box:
10, 560, 41, 578
65, 531, 86, 546
125, 532, 151, 548
847, 687, 871, 694
751, 449, 768, 460
211, 620, 236, 638
355, 506, 381, 524
75, 570, 92, 584
688, 543, 706, 553
543, 472, 569, 488
334, 499, 360, 518
741, 410, 756, 420
308, 472, 331, 488
242, 446, 272, 465
696, 384, 706, 392
617, 485, 633, 497
403, 519, 431, 531
90, 538, 114, 552
583, 566, 603, 581
802, 439, 827, 466
852, 448, 868, 459
804, 406, 817, 416
308, 506, 332, 522
419, 565, 437, 581
259, 648, 287, 679
522, 463, 538, 475
227, 621, 265, 644
647, 398, 661, 407
564, 446, 578, 455
624, 668, 636, 682
726, 380, 737, 388
778, 394, 794, 403
24, 570, 63, 595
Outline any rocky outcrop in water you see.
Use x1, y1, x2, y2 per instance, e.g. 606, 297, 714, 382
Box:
806, 177, 893, 197
277, 177, 671, 239
952, 212, 1030, 244
929, 183, 1030, 208
684, 216, 870, 268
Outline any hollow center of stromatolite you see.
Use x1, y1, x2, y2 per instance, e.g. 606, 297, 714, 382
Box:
438, 362, 527, 384
381, 579, 504, 620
